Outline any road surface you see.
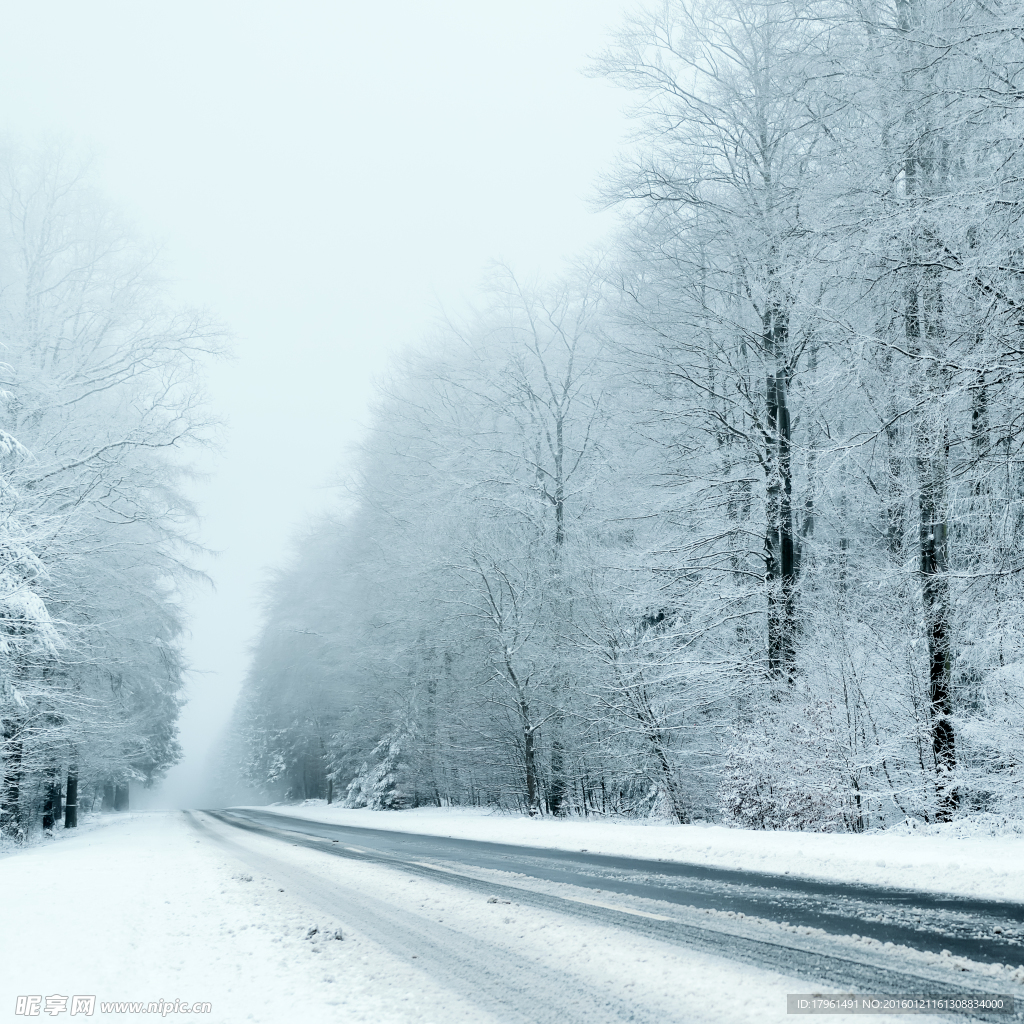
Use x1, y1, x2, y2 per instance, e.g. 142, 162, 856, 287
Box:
189, 807, 1023, 1022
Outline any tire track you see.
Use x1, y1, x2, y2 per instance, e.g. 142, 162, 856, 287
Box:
200, 809, 1021, 1022
187, 810, 676, 1024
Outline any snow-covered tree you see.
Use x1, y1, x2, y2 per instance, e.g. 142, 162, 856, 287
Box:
0, 145, 221, 838
225, 0, 1024, 833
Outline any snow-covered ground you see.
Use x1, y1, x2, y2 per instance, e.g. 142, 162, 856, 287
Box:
0, 811, 503, 1023
0, 808, 976, 1023
249, 802, 1024, 903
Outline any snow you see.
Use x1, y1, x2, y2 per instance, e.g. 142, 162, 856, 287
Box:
0, 811, 501, 1023
0, 808, 965, 1023
194, 810, 947, 1024
249, 802, 1024, 904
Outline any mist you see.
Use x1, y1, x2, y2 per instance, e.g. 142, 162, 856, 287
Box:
0, 1, 633, 808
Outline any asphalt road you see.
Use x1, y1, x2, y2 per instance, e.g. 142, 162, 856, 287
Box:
197, 807, 1024, 1022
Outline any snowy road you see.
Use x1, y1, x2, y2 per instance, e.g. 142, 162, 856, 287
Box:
5, 810, 1015, 1023
196, 807, 1022, 1021
215, 807, 1024, 967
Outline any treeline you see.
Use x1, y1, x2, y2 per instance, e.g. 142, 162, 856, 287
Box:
224, 0, 1024, 830
0, 147, 220, 839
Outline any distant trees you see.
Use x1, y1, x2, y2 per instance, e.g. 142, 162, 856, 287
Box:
0, 146, 220, 840
227, 0, 1024, 831
230, 269, 628, 814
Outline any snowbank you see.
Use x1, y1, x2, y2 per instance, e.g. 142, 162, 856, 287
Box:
246, 802, 1024, 903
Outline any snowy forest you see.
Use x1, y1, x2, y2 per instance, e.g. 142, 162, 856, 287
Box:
220, 0, 1024, 831
0, 147, 220, 839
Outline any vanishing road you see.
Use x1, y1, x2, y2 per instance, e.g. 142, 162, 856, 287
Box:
190, 807, 1024, 1023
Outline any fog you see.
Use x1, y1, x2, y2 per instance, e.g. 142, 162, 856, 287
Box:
0, 1, 632, 805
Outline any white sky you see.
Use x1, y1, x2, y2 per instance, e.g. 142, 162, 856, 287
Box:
0, 1, 634, 805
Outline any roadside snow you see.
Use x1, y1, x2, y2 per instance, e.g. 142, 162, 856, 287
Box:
0, 810, 496, 1023
249, 802, 1024, 903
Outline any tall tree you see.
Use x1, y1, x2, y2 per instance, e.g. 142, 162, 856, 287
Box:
0, 145, 220, 838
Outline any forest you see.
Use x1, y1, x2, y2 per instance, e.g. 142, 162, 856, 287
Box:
221, 0, 1024, 831
6, 0, 1024, 839
0, 147, 221, 839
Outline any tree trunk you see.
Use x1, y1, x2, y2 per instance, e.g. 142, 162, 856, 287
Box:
114, 784, 129, 812
905, 223, 956, 823
42, 773, 62, 831
102, 782, 115, 811
1, 716, 24, 838
898, 0, 957, 827
638, 699, 689, 823
764, 298, 796, 695
549, 736, 566, 815
42, 788, 54, 831
503, 652, 542, 816
548, 413, 569, 813
920, 484, 956, 819
523, 718, 541, 816
326, 778, 333, 805
64, 766, 78, 828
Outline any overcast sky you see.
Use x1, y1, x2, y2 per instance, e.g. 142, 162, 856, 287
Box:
0, 1, 634, 805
